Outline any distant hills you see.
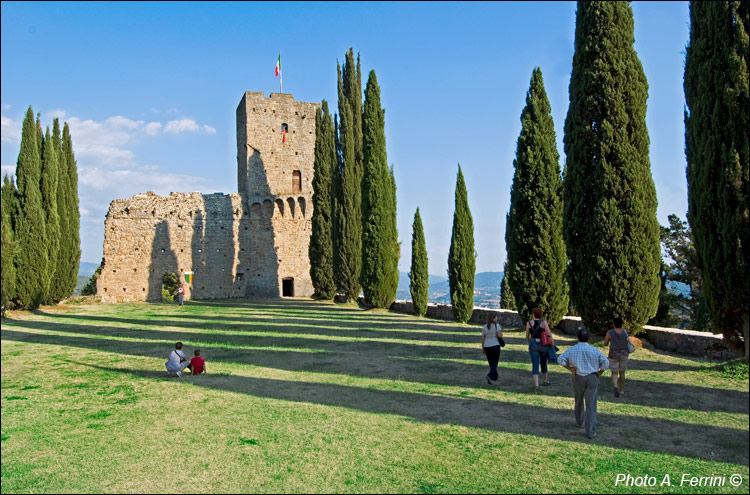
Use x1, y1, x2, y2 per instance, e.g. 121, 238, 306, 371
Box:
397, 271, 504, 308
79, 262, 100, 277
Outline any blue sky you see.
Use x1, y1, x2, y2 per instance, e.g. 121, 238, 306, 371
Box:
1, 1, 691, 274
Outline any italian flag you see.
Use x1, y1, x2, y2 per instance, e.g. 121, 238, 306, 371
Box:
275, 53, 281, 77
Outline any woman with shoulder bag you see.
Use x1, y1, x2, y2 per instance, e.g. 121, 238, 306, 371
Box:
481, 314, 504, 385
603, 316, 630, 397
525, 307, 554, 391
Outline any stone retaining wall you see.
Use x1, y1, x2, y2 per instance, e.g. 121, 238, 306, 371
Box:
387, 300, 741, 360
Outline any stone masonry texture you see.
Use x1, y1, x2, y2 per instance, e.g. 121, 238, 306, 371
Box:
97, 92, 319, 302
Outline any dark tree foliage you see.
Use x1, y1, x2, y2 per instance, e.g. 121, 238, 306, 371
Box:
652, 214, 710, 330
448, 165, 475, 323
334, 50, 364, 301
48, 119, 70, 302
500, 262, 516, 311
13, 107, 49, 309
685, 0, 749, 359
361, 70, 398, 308
309, 100, 337, 299
409, 208, 429, 317
505, 67, 568, 325
563, 1, 661, 334
1, 175, 19, 311
81, 259, 103, 296
40, 127, 61, 304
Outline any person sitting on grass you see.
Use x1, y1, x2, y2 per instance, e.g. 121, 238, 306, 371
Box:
165, 342, 191, 377
190, 348, 206, 375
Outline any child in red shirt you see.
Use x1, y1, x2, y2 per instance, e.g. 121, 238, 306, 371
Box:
190, 349, 206, 375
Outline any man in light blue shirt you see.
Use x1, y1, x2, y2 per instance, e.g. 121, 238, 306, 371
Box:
557, 328, 610, 439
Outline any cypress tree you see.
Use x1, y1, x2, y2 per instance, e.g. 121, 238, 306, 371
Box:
1, 175, 19, 311
14, 107, 48, 309
310, 100, 337, 299
685, 1, 749, 359
563, 1, 660, 334
500, 262, 516, 311
361, 70, 398, 308
61, 122, 81, 298
505, 68, 568, 325
40, 126, 61, 304
48, 119, 69, 302
448, 165, 475, 323
334, 52, 364, 301
409, 208, 429, 317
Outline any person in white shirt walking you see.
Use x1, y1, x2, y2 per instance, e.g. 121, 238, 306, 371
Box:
557, 328, 609, 439
165, 341, 191, 377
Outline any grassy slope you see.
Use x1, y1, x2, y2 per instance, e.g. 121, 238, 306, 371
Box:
1, 299, 748, 494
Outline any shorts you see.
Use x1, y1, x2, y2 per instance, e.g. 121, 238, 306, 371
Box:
609, 353, 628, 372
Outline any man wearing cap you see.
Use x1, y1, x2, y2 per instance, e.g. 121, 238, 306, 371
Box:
557, 328, 609, 439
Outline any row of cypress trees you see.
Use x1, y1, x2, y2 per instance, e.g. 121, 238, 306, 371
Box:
1, 107, 81, 311
505, 0, 746, 349
309, 49, 400, 308
506, 2, 662, 333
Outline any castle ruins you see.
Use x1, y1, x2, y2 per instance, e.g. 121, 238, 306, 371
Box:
96, 92, 319, 302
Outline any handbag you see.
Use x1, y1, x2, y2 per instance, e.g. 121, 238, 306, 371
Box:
498, 337, 506, 348
541, 331, 552, 347
627, 338, 635, 353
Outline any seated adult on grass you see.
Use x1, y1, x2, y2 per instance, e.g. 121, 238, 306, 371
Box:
165, 342, 191, 377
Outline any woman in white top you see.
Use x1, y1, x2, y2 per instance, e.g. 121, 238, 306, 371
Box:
481, 314, 504, 384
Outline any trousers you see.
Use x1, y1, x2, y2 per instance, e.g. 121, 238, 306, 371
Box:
484, 345, 500, 380
573, 373, 599, 438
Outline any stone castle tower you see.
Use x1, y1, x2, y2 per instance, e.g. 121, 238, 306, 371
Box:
96, 92, 319, 302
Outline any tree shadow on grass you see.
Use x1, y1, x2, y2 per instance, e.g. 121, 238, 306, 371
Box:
66, 360, 750, 467
34, 310, 721, 373
3, 325, 748, 416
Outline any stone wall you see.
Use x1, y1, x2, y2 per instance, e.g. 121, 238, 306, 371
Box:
97, 92, 318, 302
387, 300, 741, 360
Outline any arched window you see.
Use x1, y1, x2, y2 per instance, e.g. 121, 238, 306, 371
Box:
287, 197, 295, 218
275, 199, 284, 217
298, 197, 306, 217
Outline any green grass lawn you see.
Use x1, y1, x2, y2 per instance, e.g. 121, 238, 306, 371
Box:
1, 298, 748, 493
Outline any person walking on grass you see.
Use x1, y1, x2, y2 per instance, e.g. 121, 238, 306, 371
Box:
177, 286, 184, 306
481, 314, 504, 385
557, 328, 609, 439
525, 307, 554, 390
165, 342, 191, 377
603, 317, 629, 397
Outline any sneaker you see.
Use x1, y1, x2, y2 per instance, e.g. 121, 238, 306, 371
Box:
486, 376, 492, 385
543, 380, 551, 386
175, 371, 182, 378
614, 387, 620, 397
587, 433, 596, 439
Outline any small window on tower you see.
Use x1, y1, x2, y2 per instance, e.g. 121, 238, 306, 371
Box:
281, 123, 289, 133
292, 171, 301, 193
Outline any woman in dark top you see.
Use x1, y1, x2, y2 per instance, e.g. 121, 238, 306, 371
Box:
525, 307, 554, 391
603, 317, 629, 397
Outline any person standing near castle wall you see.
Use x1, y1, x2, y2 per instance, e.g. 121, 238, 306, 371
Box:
177, 286, 184, 306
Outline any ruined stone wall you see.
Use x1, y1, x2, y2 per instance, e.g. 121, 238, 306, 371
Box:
97, 92, 318, 302
97, 192, 245, 302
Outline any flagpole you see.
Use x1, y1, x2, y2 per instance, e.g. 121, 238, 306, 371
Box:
279, 50, 283, 94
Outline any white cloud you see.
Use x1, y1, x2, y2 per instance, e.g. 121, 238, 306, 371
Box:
1, 164, 16, 179
1, 114, 21, 143
46, 109, 67, 120
164, 118, 216, 135
144, 122, 162, 136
